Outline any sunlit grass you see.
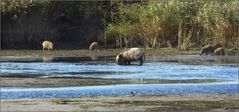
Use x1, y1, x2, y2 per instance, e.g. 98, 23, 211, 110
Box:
105, 0, 239, 49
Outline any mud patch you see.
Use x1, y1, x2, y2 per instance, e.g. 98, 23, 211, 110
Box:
0, 77, 227, 88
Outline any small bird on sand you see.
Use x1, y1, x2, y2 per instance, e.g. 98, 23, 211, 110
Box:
131, 91, 136, 96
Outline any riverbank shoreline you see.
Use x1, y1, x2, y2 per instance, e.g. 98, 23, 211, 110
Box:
0, 48, 200, 57
1, 48, 237, 57
1, 94, 238, 112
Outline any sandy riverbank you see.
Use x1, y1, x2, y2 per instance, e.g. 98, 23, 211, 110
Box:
1, 94, 239, 112
0, 48, 199, 57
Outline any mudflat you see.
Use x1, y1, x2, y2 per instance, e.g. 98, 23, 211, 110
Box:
1, 94, 238, 112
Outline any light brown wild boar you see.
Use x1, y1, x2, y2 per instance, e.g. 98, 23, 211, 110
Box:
42, 41, 54, 51
116, 48, 145, 65
213, 47, 225, 55
89, 42, 99, 50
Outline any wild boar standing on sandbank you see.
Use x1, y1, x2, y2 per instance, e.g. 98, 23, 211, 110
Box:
89, 42, 99, 50
42, 41, 54, 51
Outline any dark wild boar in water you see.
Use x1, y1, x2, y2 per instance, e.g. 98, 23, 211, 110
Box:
200, 43, 222, 55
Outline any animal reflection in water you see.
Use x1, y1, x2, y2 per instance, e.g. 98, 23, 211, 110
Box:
42, 57, 54, 62
90, 55, 99, 61
116, 48, 145, 65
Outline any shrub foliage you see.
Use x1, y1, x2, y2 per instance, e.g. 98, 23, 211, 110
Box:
1, 0, 238, 49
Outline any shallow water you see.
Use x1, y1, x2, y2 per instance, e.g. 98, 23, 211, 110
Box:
2, 84, 238, 99
1, 55, 238, 99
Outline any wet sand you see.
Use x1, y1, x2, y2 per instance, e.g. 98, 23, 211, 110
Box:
1, 77, 225, 88
1, 94, 239, 112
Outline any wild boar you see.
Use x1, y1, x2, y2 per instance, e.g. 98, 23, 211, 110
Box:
200, 43, 222, 55
42, 41, 54, 51
200, 44, 211, 55
89, 42, 99, 50
116, 48, 145, 65
213, 47, 225, 55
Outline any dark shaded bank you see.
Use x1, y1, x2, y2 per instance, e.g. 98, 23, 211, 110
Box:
1, 1, 106, 49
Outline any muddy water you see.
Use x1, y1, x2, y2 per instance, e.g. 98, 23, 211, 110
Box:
1, 55, 238, 99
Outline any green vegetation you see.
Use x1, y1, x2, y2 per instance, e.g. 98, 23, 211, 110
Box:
1, 0, 238, 50
105, 0, 239, 49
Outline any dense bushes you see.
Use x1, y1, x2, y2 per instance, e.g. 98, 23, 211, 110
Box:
1, 0, 238, 49
105, 0, 239, 49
